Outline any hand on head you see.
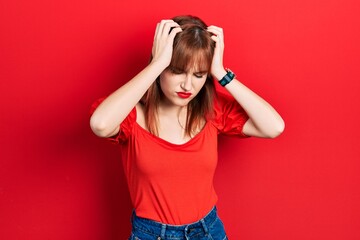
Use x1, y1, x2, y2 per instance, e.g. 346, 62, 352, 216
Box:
207, 25, 226, 80
151, 20, 182, 68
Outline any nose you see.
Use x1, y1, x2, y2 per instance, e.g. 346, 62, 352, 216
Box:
181, 74, 192, 91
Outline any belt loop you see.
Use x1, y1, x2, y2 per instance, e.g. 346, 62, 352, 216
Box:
200, 219, 209, 234
159, 224, 166, 239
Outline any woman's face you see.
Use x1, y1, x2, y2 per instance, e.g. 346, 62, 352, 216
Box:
159, 66, 208, 107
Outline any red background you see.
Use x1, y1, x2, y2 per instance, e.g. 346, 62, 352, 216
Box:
1, 0, 359, 239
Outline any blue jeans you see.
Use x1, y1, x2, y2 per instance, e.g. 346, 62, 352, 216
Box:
128, 206, 228, 240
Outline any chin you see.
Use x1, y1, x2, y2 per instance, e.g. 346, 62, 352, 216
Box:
175, 100, 190, 107
162, 94, 195, 107
169, 98, 192, 107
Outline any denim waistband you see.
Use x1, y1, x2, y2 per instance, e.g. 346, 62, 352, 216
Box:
131, 206, 218, 239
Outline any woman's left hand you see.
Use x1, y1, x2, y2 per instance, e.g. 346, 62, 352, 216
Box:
207, 26, 227, 80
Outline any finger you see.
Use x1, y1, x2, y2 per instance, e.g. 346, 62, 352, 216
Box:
207, 26, 224, 38
210, 33, 224, 46
211, 35, 225, 53
211, 35, 219, 42
157, 20, 174, 39
154, 22, 160, 40
158, 20, 175, 34
161, 21, 180, 37
167, 26, 182, 41
207, 27, 223, 37
207, 25, 223, 32
208, 28, 224, 48
211, 35, 222, 49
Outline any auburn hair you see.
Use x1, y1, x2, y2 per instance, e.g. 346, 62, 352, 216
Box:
143, 15, 216, 137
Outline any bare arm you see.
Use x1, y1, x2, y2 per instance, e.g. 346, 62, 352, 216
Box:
90, 20, 182, 138
224, 78, 285, 138
208, 26, 285, 138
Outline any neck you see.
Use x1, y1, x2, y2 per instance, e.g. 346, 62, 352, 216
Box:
158, 101, 187, 117
158, 101, 188, 130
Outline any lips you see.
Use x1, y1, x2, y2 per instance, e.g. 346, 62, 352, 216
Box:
176, 92, 192, 99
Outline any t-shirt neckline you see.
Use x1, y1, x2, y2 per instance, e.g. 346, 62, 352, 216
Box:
133, 121, 210, 147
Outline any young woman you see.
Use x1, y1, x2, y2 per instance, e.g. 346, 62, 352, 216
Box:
90, 15, 284, 240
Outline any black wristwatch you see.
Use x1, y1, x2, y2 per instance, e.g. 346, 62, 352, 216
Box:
218, 69, 235, 87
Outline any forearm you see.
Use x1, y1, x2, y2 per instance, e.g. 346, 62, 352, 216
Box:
207, 23, 284, 138
90, 61, 165, 137
90, 20, 182, 137
224, 76, 285, 138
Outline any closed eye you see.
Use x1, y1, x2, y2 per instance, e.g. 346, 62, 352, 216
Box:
194, 72, 207, 78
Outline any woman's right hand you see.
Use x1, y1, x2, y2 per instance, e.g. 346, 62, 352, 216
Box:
151, 20, 182, 68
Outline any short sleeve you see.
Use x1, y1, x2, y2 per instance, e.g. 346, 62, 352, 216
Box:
89, 97, 136, 144
211, 92, 250, 138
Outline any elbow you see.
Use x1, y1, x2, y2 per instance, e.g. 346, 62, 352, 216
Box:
90, 114, 112, 138
268, 119, 285, 138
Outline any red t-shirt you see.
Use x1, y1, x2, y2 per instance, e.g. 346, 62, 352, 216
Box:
90, 93, 249, 225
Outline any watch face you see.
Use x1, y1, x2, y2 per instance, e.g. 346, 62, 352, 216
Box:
219, 70, 235, 86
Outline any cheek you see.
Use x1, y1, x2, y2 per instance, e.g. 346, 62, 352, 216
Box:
194, 78, 207, 90
159, 81, 168, 94
159, 73, 182, 91
159, 79, 177, 95
159, 75, 171, 92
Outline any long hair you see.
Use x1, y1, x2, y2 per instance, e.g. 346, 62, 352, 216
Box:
143, 15, 216, 137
